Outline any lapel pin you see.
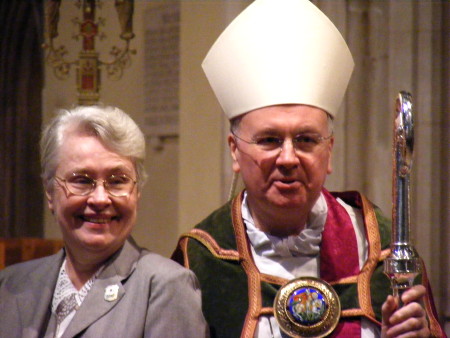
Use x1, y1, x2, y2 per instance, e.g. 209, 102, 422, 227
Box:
104, 284, 120, 302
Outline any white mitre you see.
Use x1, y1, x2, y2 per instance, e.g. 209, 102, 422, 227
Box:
202, 0, 354, 119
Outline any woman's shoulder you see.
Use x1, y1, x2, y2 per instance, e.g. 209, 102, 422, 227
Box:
0, 252, 63, 289
137, 250, 193, 278
137, 252, 196, 286
123, 238, 198, 287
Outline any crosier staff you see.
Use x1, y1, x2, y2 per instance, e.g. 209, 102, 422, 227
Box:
384, 91, 421, 306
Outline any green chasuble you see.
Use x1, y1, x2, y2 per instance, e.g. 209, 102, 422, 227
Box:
172, 190, 442, 338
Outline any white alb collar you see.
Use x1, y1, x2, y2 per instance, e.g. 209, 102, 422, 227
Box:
243, 192, 328, 258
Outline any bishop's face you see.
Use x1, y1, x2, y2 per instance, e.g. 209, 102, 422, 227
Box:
229, 104, 333, 226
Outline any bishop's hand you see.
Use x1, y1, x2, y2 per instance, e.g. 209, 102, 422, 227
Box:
381, 284, 430, 337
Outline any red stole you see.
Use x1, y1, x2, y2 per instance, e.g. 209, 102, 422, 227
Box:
320, 189, 362, 337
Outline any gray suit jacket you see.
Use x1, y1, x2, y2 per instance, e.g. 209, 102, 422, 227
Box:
0, 238, 209, 338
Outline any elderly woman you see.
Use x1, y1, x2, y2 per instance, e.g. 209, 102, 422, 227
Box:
0, 106, 209, 337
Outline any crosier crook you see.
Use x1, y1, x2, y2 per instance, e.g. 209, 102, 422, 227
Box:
384, 91, 422, 306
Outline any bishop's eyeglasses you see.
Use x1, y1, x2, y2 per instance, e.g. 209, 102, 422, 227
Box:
231, 130, 333, 154
55, 173, 137, 197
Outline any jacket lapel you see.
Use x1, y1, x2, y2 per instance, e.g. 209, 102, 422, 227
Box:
62, 238, 140, 337
17, 251, 64, 338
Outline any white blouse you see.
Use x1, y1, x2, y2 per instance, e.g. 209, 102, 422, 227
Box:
51, 259, 101, 338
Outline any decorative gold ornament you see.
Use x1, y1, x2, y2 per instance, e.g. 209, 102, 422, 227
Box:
274, 277, 340, 338
43, 0, 136, 105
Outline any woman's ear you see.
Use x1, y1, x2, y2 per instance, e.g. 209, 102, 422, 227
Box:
45, 188, 55, 214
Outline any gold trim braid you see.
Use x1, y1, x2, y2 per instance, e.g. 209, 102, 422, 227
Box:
357, 194, 381, 322
231, 193, 262, 338
180, 229, 240, 261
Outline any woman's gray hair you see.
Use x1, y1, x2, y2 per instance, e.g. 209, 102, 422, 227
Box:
40, 105, 147, 191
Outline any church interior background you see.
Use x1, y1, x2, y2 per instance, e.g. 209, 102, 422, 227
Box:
1, 0, 448, 333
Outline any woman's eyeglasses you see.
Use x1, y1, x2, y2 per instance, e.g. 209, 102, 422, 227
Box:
55, 173, 137, 197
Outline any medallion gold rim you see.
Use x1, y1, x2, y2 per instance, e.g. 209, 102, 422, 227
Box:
274, 276, 341, 338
